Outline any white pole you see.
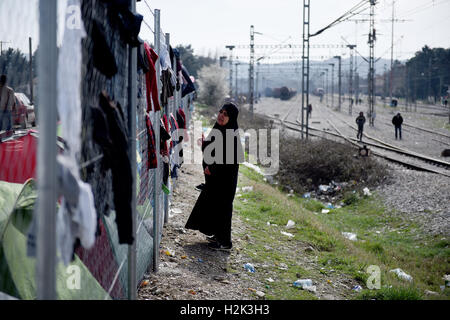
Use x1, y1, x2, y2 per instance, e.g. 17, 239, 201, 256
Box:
153, 9, 161, 273
127, 0, 137, 300
36, 0, 58, 300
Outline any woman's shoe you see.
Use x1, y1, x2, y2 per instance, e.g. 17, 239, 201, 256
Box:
208, 241, 232, 252
195, 183, 205, 191
205, 235, 217, 242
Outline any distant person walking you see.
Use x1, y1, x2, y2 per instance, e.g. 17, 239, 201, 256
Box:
307, 104, 312, 118
355, 112, 366, 142
0, 75, 15, 132
392, 112, 403, 140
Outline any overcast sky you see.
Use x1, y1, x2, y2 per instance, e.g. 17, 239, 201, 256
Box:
1, 0, 449, 63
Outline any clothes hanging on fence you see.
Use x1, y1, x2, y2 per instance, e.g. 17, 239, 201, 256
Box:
160, 121, 171, 186
160, 119, 171, 157
27, 154, 97, 265
98, 91, 134, 245
159, 39, 172, 71
160, 69, 175, 108
177, 107, 189, 143
169, 113, 183, 167
91, 19, 118, 79
144, 42, 161, 112
57, 0, 86, 160
137, 43, 150, 73
110, 7, 143, 47
181, 66, 196, 98
145, 114, 158, 169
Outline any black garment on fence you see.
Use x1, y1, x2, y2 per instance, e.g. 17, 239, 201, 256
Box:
185, 103, 243, 247
98, 91, 134, 245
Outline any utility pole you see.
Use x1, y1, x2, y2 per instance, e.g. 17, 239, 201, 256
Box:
389, 0, 395, 107
384, 64, 388, 108
329, 63, 335, 108
226, 45, 235, 99
0, 41, 11, 55
249, 25, 255, 117
325, 68, 329, 106
347, 45, 356, 115
368, 0, 376, 126
219, 56, 227, 68
29, 37, 34, 103
301, 0, 311, 139
235, 62, 239, 101
255, 61, 260, 104
334, 55, 342, 111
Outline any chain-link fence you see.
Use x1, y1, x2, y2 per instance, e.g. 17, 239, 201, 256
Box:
0, 0, 195, 300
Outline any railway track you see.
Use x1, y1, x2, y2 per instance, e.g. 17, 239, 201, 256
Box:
263, 110, 450, 178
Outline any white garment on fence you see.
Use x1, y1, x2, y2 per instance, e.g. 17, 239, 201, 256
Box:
57, 0, 86, 159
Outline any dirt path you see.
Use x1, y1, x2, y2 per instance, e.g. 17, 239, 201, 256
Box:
137, 111, 361, 301
138, 129, 255, 300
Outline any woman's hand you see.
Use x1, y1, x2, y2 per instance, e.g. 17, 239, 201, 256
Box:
204, 166, 211, 176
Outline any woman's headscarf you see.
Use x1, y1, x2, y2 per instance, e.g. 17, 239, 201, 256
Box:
204, 102, 243, 165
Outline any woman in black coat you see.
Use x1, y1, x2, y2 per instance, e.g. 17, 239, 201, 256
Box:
185, 102, 244, 251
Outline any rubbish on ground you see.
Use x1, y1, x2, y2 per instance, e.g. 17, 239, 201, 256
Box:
255, 291, 265, 298
342, 232, 357, 241
278, 263, 288, 270
164, 248, 175, 257
197, 258, 204, 263
425, 290, 439, 296
266, 278, 275, 283
363, 187, 372, 196
326, 203, 335, 209
286, 220, 295, 229
389, 268, 413, 282
170, 208, 182, 215
304, 285, 317, 293
303, 192, 311, 199
244, 263, 255, 273
188, 290, 197, 295
140, 280, 149, 287
352, 285, 363, 292
321, 209, 330, 214
319, 185, 330, 193
327, 280, 332, 285
281, 231, 294, 238
293, 279, 313, 289
242, 186, 253, 192
444, 274, 450, 287
181, 255, 187, 259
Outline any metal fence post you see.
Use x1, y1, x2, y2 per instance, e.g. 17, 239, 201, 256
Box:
152, 8, 161, 273
36, 0, 58, 300
127, 0, 138, 300
164, 33, 170, 224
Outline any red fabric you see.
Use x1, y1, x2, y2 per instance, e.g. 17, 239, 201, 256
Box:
160, 118, 169, 157
75, 218, 125, 299
143, 42, 161, 112
0, 131, 37, 183
145, 115, 158, 169
178, 107, 189, 142
162, 114, 173, 149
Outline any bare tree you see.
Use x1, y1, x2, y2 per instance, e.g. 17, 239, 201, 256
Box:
197, 64, 229, 107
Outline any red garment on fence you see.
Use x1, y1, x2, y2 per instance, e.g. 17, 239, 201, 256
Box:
143, 42, 161, 112
145, 115, 158, 169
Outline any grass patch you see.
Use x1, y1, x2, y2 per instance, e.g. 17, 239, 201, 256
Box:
357, 286, 423, 300
233, 164, 450, 300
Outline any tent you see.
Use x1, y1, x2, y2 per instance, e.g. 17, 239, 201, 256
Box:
0, 179, 109, 299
